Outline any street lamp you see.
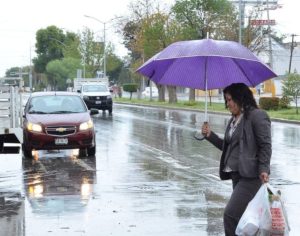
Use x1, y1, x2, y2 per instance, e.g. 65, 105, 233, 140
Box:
48, 37, 86, 78
84, 15, 108, 78
49, 37, 67, 48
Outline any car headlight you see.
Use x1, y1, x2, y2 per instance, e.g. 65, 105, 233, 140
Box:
83, 95, 89, 100
107, 95, 112, 99
79, 119, 94, 131
27, 122, 42, 132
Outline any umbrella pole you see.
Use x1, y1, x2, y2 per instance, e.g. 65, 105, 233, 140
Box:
194, 78, 208, 141
204, 58, 208, 122
194, 59, 208, 141
204, 32, 209, 122
204, 87, 208, 122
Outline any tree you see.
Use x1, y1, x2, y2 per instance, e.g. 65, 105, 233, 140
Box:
62, 32, 81, 59
118, 67, 132, 85
139, 12, 182, 103
46, 58, 82, 90
33, 26, 81, 90
78, 27, 101, 78
120, 0, 182, 102
172, 0, 238, 40
105, 45, 124, 85
78, 27, 124, 81
282, 73, 300, 114
122, 19, 142, 61
171, 0, 238, 102
33, 26, 67, 73
5, 66, 30, 87
123, 83, 138, 99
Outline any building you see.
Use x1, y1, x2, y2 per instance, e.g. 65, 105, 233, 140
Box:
256, 38, 300, 96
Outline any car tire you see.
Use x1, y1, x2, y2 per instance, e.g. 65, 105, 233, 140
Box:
22, 144, 32, 159
87, 145, 96, 156
79, 148, 87, 157
108, 107, 113, 114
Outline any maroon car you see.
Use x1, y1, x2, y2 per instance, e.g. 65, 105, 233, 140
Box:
22, 91, 98, 158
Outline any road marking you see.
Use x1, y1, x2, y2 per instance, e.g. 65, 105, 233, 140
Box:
74, 159, 95, 171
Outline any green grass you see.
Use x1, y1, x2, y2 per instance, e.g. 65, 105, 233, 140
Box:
266, 108, 300, 121
114, 97, 300, 122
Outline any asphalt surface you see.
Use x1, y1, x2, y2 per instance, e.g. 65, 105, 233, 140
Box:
0, 98, 299, 236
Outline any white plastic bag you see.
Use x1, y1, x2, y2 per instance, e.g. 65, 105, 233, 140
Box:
236, 184, 272, 236
236, 183, 290, 236
267, 183, 290, 236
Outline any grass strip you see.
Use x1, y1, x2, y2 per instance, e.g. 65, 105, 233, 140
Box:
114, 97, 300, 123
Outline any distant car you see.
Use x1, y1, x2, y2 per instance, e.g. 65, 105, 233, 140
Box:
78, 83, 113, 114
22, 91, 98, 158
142, 87, 158, 98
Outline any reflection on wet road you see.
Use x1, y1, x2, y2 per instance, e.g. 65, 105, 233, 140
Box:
0, 103, 299, 235
23, 155, 96, 215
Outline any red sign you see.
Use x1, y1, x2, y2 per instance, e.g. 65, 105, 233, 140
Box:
250, 19, 276, 26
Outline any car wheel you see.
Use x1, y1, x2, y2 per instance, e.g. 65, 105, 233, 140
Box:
79, 148, 87, 157
108, 107, 113, 114
87, 145, 96, 156
22, 144, 32, 159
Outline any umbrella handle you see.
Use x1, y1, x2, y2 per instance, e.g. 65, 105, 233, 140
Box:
193, 121, 208, 141
194, 132, 205, 141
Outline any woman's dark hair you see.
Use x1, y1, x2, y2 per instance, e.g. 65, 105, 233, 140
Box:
223, 83, 258, 118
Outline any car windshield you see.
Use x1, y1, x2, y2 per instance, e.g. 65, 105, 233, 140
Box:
28, 95, 87, 114
82, 84, 107, 92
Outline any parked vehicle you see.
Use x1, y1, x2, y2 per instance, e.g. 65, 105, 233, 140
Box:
22, 91, 98, 158
142, 87, 159, 98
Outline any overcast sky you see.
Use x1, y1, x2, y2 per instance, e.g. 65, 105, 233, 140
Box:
0, 0, 297, 77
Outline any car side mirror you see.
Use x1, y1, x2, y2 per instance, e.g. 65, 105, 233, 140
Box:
77, 90, 81, 93
90, 108, 99, 115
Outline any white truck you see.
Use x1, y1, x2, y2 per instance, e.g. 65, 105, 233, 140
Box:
74, 78, 113, 114
73, 77, 109, 92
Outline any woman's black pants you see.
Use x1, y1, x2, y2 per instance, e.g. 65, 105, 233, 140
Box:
224, 172, 262, 236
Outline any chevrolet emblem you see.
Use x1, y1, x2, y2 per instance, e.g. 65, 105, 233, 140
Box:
56, 127, 66, 132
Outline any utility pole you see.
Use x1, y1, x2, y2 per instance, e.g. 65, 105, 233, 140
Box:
230, 0, 278, 44
29, 45, 33, 92
103, 22, 106, 78
266, 0, 273, 69
238, 0, 242, 44
289, 34, 298, 74
84, 15, 121, 78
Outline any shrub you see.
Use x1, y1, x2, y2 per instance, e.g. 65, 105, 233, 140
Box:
123, 83, 138, 93
123, 83, 138, 100
259, 97, 280, 110
183, 101, 197, 106
279, 95, 292, 109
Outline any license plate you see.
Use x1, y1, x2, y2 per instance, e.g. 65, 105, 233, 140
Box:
55, 138, 68, 145
95, 101, 101, 104
57, 186, 68, 192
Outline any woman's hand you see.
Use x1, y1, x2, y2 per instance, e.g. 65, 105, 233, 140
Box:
260, 172, 269, 183
201, 122, 211, 138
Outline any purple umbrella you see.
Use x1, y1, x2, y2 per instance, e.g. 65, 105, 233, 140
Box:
136, 38, 277, 122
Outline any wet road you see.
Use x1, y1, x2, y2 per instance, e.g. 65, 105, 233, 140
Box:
0, 103, 300, 235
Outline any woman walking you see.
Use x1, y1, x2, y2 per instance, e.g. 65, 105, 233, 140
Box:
201, 83, 272, 236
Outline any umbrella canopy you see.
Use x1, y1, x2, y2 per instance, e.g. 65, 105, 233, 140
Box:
136, 39, 277, 90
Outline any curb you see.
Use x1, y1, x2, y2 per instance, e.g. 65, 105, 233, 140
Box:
114, 101, 300, 125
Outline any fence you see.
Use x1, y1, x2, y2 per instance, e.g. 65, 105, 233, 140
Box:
0, 86, 23, 128
0, 87, 23, 154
